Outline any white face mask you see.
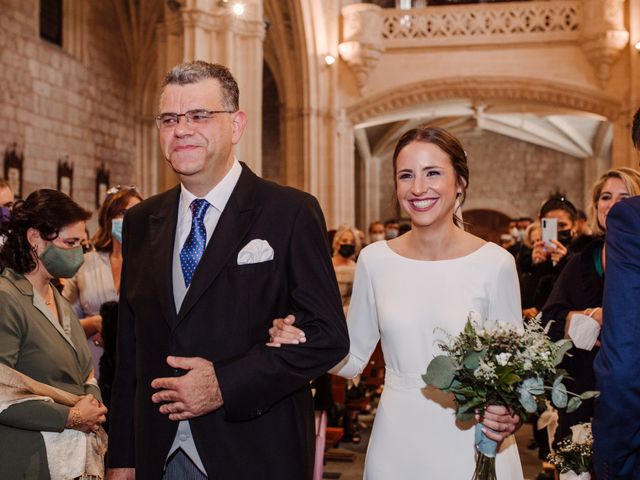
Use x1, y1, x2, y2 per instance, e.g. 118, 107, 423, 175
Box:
385, 229, 399, 240
370, 233, 385, 242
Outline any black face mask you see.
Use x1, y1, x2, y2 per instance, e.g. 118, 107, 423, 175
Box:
338, 244, 356, 258
557, 229, 573, 247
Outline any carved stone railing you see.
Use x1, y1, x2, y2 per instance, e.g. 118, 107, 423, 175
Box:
339, 0, 629, 92
380, 1, 581, 47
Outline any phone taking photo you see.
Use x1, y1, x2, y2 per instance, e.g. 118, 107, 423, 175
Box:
541, 218, 558, 248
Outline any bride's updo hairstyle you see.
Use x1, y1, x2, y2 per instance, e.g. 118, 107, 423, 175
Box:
392, 126, 469, 228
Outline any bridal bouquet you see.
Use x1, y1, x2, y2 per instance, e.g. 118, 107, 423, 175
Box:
423, 314, 598, 480
547, 423, 593, 480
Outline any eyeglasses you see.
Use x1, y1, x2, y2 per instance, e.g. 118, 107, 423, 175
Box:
106, 185, 138, 196
155, 109, 235, 129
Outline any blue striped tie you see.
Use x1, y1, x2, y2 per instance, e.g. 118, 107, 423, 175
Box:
180, 199, 210, 287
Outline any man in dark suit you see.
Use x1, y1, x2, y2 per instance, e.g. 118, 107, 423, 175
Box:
107, 61, 349, 480
594, 107, 640, 479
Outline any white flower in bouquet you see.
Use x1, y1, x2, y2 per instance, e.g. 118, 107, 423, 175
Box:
570, 423, 592, 445
495, 353, 511, 366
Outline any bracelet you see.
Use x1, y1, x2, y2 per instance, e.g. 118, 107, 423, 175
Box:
68, 407, 83, 429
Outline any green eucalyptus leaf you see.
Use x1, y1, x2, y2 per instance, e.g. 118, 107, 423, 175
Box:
580, 390, 600, 400
552, 382, 568, 408
517, 386, 538, 413
463, 348, 487, 370
554, 339, 573, 366
521, 376, 545, 395
566, 396, 582, 413
423, 355, 457, 389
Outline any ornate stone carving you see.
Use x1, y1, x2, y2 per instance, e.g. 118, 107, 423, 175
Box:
580, 0, 629, 88
338, 3, 385, 94
347, 77, 621, 126
380, 1, 581, 47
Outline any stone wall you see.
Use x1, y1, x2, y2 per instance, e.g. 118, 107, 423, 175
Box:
0, 0, 135, 212
461, 131, 585, 219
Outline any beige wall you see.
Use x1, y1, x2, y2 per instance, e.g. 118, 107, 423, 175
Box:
0, 0, 136, 210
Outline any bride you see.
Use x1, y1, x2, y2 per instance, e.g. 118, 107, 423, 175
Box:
270, 126, 524, 479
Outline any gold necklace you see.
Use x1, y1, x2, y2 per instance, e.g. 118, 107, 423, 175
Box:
44, 286, 54, 306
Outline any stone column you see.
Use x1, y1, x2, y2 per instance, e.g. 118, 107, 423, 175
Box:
157, 0, 266, 190
580, 0, 629, 88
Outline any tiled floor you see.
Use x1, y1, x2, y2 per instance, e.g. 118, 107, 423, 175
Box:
324, 415, 547, 480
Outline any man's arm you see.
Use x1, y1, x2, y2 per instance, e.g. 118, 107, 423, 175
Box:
214, 194, 349, 421
594, 199, 640, 477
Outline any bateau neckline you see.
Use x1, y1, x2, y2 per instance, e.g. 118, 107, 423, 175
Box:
382, 240, 491, 263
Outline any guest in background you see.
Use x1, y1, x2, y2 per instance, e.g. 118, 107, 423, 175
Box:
0, 179, 14, 248
398, 222, 411, 236
368, 220, 385, 243
383, 218, 399, 240
517, 195, 577, 314
519, 222, 542, 319
542, 167, 640, 443
570, 209, 595, 253
0, 178, 13, 212
63, 186, 142, 377
0, 189, 107, 479
331, 224, 362, 310
575, 209, 592, 237
516, 197, 577, 462
500, 233, 517, 252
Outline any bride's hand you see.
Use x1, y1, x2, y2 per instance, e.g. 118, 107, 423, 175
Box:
266, 314, 306, 347
476, 405, 520, 442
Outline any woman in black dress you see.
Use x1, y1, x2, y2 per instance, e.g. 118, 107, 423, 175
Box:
542, 167, 640, 441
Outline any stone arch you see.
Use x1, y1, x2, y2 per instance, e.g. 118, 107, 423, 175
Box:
464, 208, 512, 244
264, 0, 310, 190
347, 76, 622, 127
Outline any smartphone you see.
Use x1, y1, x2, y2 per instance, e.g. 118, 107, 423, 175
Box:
541, 218, 558, 248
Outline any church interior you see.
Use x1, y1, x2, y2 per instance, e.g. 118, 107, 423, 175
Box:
1, 0, 640, 478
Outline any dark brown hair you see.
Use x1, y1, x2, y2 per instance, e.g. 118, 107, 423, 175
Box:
162, 60, 240, 112
392, 126, 469, 227
0, 189, 91, 274
93, 188, 142, 252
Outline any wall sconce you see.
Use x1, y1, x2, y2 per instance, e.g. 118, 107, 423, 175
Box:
635, 40, 640, 51
324, 55, 336, 66
232, 3, 245, 15
218, 0, 245, 16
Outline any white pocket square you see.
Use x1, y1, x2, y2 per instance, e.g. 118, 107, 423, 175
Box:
237, 239, 274, 265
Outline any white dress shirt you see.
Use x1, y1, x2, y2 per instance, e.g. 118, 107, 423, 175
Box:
166, 159, 242, 476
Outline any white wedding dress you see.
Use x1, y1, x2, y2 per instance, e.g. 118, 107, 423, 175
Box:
332, 241, 524, 479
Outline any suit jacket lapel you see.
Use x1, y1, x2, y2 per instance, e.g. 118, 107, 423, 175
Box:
175, 165, 260, 328
149, 186, 180, 327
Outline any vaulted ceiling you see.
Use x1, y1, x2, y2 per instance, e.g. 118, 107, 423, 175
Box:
357, 100, 612, 162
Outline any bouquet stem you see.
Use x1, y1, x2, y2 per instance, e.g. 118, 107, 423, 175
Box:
473, 423, 498, 480
473, 453, 497, 480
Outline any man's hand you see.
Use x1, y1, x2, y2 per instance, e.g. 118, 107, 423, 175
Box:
106, 468, 135, 480
151, 356, 223, 421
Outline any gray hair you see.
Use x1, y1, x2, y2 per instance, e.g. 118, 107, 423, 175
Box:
162, 60, 239, 111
